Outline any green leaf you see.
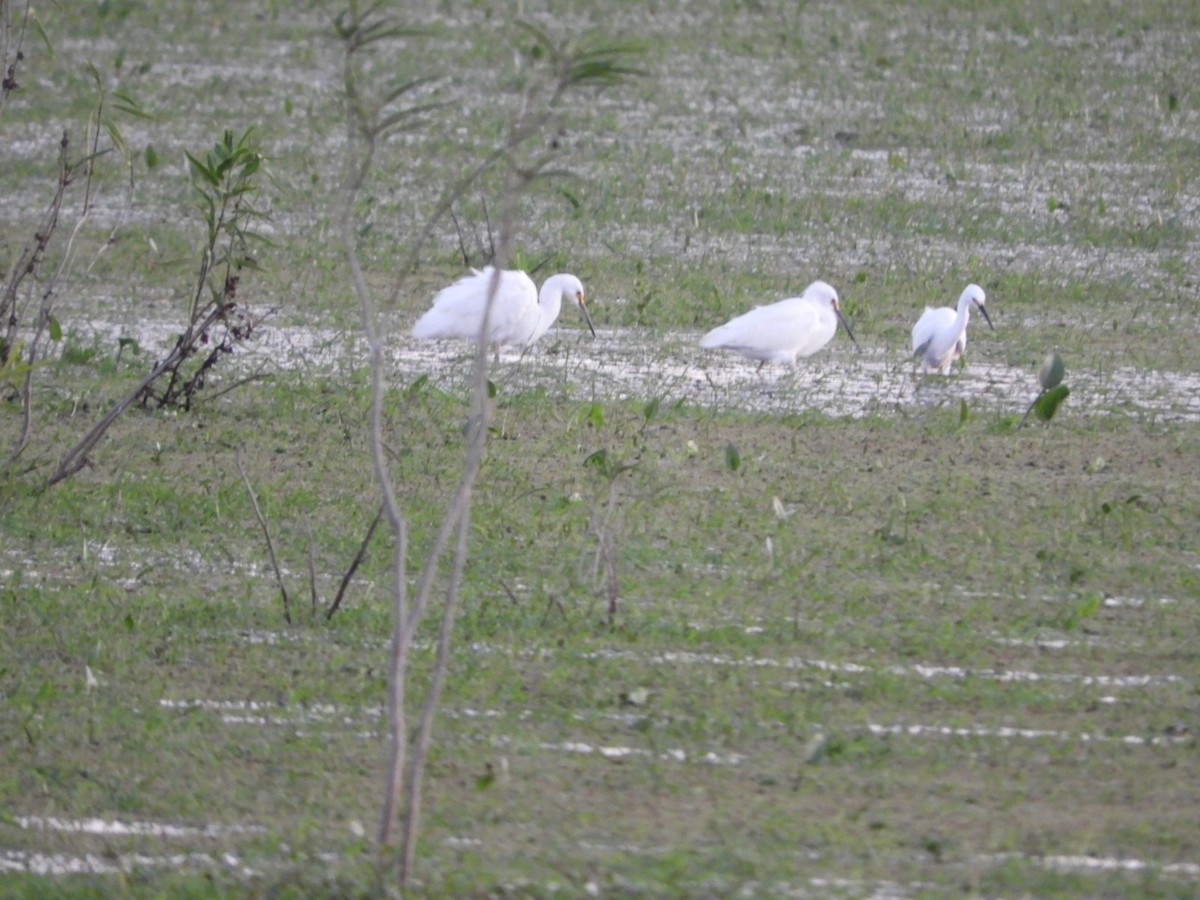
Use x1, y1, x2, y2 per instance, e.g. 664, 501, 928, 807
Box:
585, 401, 604, 429
584, 449, 609, 470
1038, 352, 1065, 390
958, 398, 969, 424
48, 316, 62, 342
31, 12, 54, 57
1033, 384, 1070, 421
642, 396, 660, 423
144, 144, 159, 169
516, 20, 556, 61
486, 379, 497, 399
185, 151, 219, 187
104, 121, 127, 160
112, 90, 155, 120
725, 442, 741, 472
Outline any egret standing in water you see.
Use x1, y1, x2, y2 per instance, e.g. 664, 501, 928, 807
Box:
911, 283, 994, 375
699, 280, 856, 371
412, 267, 594, 360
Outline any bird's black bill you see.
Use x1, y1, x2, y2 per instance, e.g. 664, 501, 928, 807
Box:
836, 308, 859, 347
976, 302, 995, 331
577, 295, 596, 338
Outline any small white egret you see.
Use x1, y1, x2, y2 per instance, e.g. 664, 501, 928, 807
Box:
412, 266, 594, 359
699, 280, 856, 371
911, 283, 994, 375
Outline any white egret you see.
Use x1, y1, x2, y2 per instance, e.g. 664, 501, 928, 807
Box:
911, 283, 994, 375
412, 267, 594, 359
699, 280, 856, 371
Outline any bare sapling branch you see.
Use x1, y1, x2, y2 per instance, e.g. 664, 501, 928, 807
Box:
236, 446, 292, 624
333, 3, 639, 883
43, 128, 266, 487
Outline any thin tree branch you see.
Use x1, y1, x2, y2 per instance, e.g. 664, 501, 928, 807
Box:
325, 502, 384, 621
236, 445, 291, 625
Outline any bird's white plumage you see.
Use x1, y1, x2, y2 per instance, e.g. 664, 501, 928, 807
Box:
699, 280, 854, 369
412, 267, 592, 353
911, 283, 993, 375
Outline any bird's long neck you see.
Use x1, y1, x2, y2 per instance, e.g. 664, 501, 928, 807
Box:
538, 275, 568, 314
952, 295, 973, 336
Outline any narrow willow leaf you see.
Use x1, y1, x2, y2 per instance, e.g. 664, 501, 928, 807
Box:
104, 121, 127, 159
642, 396, 660, 423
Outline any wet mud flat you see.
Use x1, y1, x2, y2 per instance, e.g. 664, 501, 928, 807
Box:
4, 0, 1200, 895
80, 313, 1200, 424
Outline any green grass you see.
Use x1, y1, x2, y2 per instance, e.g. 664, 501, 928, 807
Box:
3, 0, 1200, 895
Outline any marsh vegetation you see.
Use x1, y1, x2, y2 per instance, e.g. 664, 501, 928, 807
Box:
2, 0, 1199, 896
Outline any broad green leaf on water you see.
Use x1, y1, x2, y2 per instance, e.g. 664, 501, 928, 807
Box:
48, 316, 62, 342
959, 398, 969, 424
725, 442, 740, 471
1039, 352, 1065, 390
1033, 384, 1070, 421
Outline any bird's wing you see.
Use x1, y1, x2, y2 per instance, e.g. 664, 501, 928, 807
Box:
701, 299, 816, 355
413, 268, 535, 341
911, 306, 952, 354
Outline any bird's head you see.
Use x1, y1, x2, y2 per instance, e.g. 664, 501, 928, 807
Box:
964, 283, 994, 331
809, 280, 858, 347
560, 275, 595, 338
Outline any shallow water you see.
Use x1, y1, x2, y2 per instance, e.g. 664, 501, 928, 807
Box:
69, 316, 1200, 423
